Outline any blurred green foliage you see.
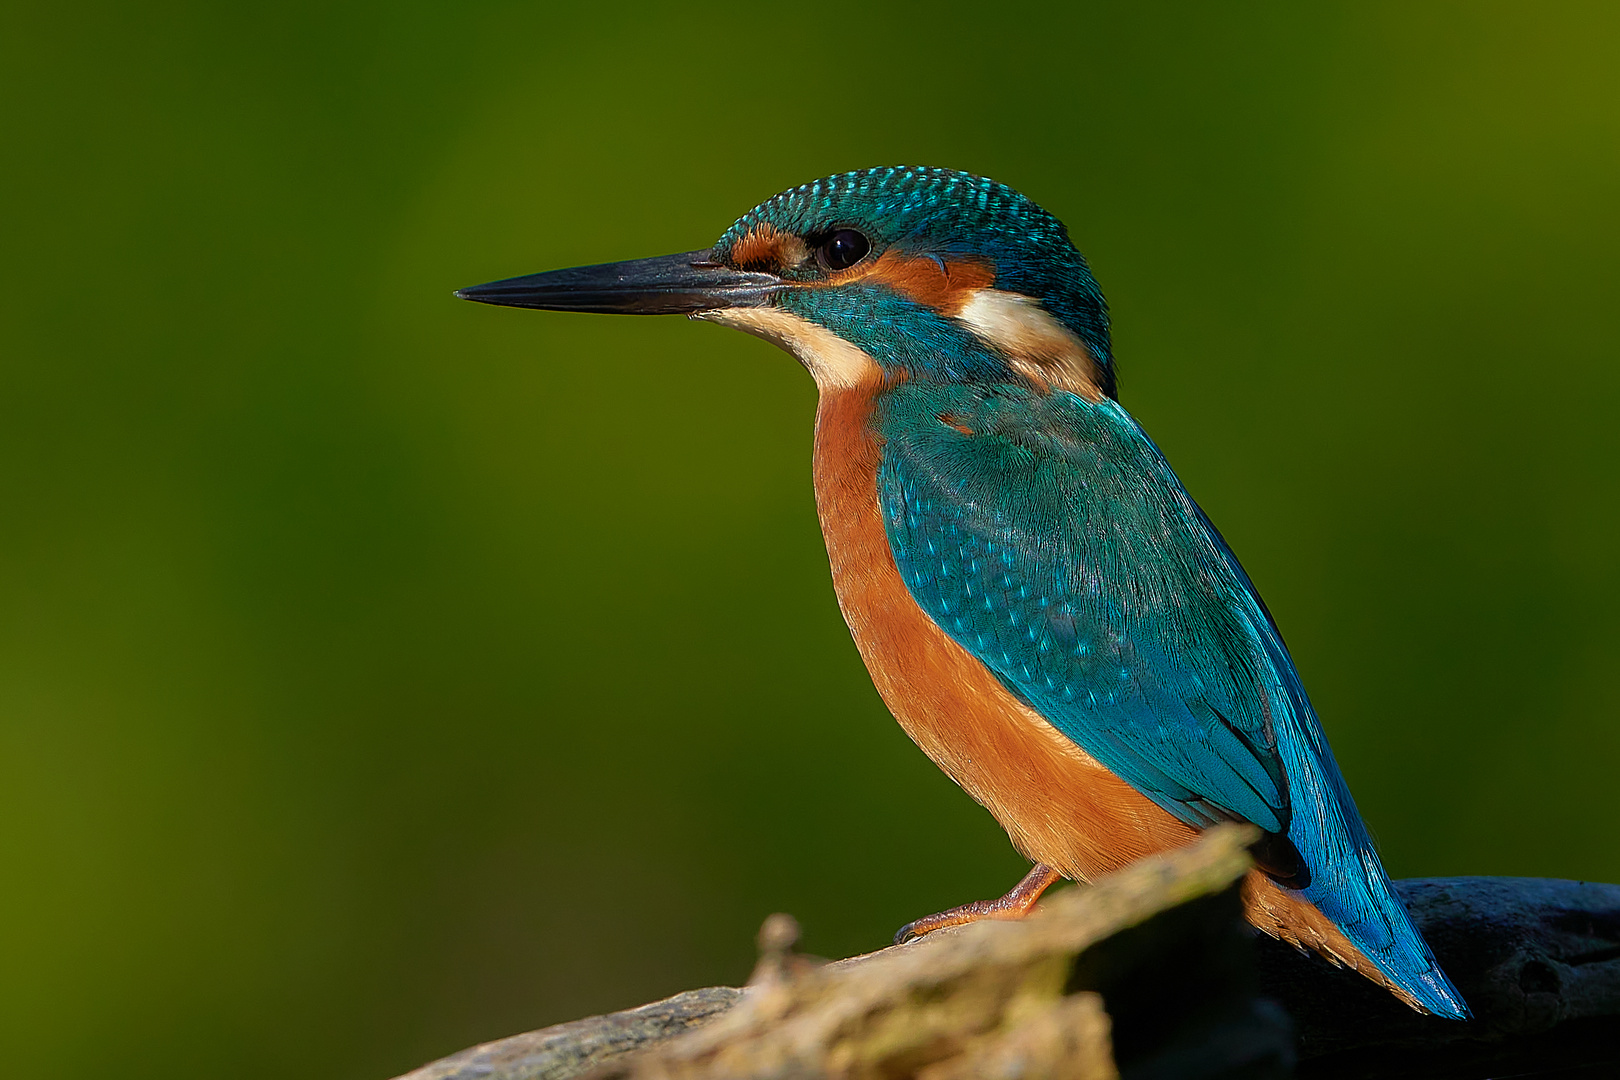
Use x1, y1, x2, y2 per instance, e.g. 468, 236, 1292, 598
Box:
2, 2, 1618, 1077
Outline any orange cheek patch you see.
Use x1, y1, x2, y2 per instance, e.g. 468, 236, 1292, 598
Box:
729, 224, 809, 271
834, 251, 995, 315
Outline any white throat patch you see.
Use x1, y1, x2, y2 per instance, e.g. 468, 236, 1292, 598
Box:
696, 307, 879, 392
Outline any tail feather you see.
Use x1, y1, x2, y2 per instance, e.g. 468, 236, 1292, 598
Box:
1244, 872, 1468, 1017
1271, 708, 1470, 1017
1226, 579, 1473, 1020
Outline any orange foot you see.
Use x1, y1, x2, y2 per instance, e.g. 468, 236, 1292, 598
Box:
894, 863, 1064, 945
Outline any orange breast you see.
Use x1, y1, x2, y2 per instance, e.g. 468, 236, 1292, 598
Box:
811, 380, 1414, 1006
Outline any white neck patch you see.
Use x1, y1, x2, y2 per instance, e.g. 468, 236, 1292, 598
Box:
954, 289, 1104, 402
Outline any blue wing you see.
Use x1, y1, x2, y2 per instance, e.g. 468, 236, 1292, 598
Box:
874, 379, 1469, 1018
876, 381, 1294, 834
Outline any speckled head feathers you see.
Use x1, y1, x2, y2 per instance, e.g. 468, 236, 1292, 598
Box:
714, 168, 1052, 260
711, 166, 1113, 393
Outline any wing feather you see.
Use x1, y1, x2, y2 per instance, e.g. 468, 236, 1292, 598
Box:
876, 381, 1294, 835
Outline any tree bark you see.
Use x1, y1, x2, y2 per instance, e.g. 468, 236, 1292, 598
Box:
393, 828, 1620, 1080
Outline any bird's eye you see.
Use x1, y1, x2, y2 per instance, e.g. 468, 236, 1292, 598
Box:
817, 229, 870, 271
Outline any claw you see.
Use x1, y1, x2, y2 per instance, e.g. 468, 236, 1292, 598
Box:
893, 863, 1063, 945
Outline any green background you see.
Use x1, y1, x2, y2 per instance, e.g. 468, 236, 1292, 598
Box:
4, 3, 1618, 1077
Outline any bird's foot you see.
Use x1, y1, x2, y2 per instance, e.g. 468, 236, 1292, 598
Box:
893, 863, 1063, 945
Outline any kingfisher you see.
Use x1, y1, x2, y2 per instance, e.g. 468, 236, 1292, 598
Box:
457, 166, 1470, 1019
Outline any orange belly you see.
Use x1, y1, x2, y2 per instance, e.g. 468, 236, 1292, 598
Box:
812, 379, 1415, 1007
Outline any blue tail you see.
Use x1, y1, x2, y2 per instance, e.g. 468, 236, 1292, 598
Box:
1198, 499, 1471, 1020
1264, 637, 1471, 1018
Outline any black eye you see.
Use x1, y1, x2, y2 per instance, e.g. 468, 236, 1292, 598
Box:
818, 229, 870, 271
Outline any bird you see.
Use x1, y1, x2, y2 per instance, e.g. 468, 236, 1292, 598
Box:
456, 165, 1470, 1019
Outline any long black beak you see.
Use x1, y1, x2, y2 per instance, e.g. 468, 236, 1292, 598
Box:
455, 249, 781, 314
